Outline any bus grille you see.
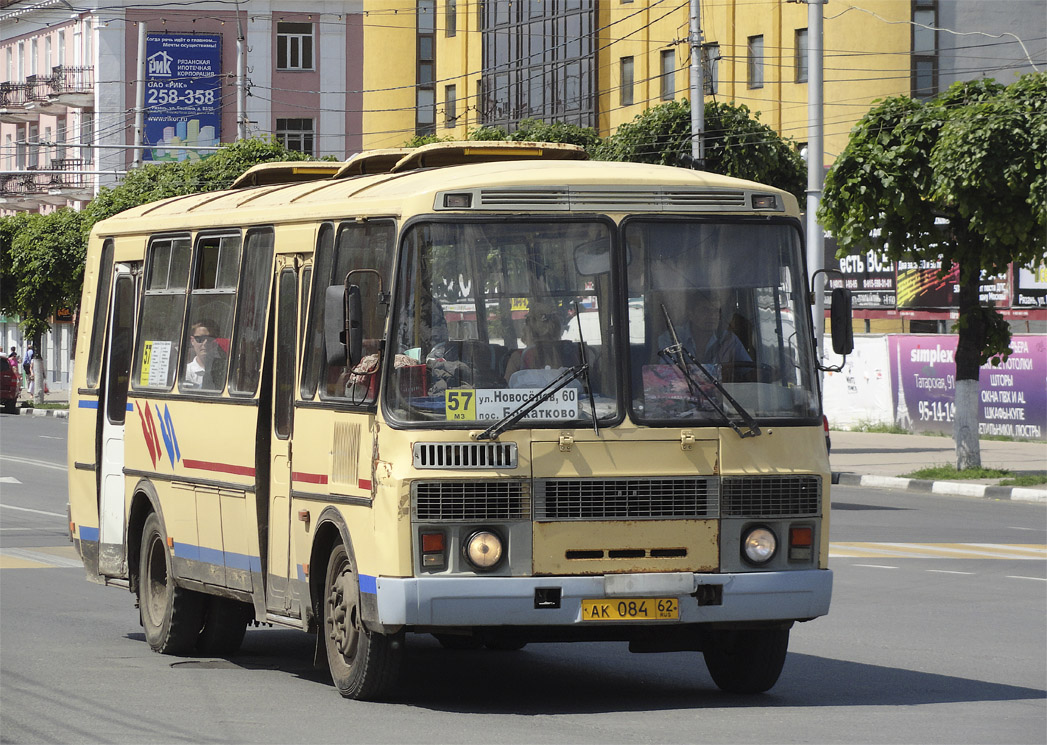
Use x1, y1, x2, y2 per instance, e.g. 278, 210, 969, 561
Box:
413, 442, 518, 469
534, 478, 718, 521
412, 480, 530, 521
720, 476, 821, 517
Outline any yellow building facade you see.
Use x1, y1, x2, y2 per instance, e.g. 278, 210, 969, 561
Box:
361, 0, 915, 166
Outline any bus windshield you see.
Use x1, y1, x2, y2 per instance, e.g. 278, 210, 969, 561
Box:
386, 219, 619, 426
625, 219, 819, 423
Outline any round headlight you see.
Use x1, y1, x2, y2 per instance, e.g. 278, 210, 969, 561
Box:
742, 527, 777, 565
464, 530, 503, 570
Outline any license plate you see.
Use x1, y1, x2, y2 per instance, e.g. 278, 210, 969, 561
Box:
581, 597, 679, 621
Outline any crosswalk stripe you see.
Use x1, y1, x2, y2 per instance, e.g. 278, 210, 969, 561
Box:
830, 542, 1047, 560
0, 546, 83, 569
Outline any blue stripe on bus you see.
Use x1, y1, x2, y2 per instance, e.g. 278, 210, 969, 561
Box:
359, 574, 377, 595
79, 525, 100, 541
173, 542, 262, 574
78, 400, 99, 409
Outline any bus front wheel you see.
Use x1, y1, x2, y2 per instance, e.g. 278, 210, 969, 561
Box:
138, 512, 204, 654
322, 543, 401, 700
702, 627, 789, 694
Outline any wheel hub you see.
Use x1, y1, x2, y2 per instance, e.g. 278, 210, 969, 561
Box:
326, 562, 360, 660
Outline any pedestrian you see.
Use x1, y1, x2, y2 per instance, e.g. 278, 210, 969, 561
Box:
22, 342, 34, 395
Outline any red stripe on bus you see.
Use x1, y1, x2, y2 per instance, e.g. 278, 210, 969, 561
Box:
358, 479, 372, 491
182, 459, 256, 477
292, 472, 328, 484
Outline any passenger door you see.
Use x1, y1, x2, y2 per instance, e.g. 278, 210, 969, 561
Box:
265, 263, 299, 614
98, 265, 136, 576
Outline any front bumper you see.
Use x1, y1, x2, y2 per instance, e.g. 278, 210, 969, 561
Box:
371, 568, 832, 627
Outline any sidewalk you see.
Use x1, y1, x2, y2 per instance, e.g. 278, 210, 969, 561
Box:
15, 387, 70, 418
830, 430, 1047, 503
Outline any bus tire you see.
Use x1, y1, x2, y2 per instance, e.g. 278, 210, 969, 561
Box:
702, 628, 789, 694
139, 512, 204, 655
197, 597, 251, 656
322, 543, 401, 700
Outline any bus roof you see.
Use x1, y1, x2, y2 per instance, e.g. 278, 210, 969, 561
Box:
94, 143, 797, 235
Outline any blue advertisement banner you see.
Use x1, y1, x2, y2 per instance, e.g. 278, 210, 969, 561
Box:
144, 34, 222, 162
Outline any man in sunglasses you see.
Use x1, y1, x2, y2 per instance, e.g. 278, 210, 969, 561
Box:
184, 319, 227, 391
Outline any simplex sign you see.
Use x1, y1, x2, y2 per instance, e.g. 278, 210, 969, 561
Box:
888, 335, 1047, 440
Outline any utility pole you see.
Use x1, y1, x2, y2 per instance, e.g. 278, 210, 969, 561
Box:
689, 0, 704, 165
132, 21, 147, 168
236, 4, 248, 140
807, 0, 826, 355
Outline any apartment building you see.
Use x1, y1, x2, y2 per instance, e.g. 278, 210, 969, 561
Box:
1, 0, 365, 216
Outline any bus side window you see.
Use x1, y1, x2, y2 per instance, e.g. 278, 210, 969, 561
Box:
180, 233, 241, 394
229, 229, 275, 396
85, 240, 114, 389
300, 223, 335, 400
132, 236, 191, 391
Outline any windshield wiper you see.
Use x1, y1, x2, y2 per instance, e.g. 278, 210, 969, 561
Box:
572, 300, 599, 435
659, 305, 761, 439
474, 364, 589, 441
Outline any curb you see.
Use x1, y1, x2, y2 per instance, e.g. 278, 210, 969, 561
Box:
16, 407, 68, 419
833, 471, 1047, 504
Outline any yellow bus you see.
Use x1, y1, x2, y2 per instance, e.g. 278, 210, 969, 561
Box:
68, 142, 850, 700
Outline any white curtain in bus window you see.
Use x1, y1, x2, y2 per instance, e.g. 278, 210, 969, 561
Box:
180, 233, 242, 394
133, 236, 191, 391
229, 229, 274, 396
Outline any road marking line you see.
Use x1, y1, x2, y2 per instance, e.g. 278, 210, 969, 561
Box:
830, 542, 1047, 560
0, 503, 65, 518
0, 454, 67, 471
0, 547, 82, 569
926, 569, 975, 575
852, 564, 899, 569
0, 477, 20, 484
1005, 576, 1046, 582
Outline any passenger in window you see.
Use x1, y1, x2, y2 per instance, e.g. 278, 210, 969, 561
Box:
184, 319, 227, 391
504, 301, 581, 380
656, 291, 751, 370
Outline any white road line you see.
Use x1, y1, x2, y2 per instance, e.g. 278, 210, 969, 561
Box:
853, 564, 899, 569
1006, 575, 1047, 582
0, 454, 66, 471
0, 503, 65, 518
0, 548, 83, 569
0, 477, 20, 484
926, 569, 975, 575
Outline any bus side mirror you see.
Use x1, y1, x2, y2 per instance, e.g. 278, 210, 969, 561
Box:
830, 287, 854, 356
324, 284, 364, 366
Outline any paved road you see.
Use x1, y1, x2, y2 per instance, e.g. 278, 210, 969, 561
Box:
1, 415, 1045, 744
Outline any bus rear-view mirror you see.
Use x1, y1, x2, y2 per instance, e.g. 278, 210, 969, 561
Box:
325, 285, 364, 366
830, 287, 854, 356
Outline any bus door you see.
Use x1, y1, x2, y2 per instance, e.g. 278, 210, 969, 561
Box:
266, 263, 299, 615
98, 264, 137, 576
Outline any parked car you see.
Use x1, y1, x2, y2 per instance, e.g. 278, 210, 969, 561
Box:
1, 354, 21, 413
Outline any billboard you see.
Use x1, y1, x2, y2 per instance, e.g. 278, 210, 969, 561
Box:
822, 236, 896, 309
1015, 259, 1047, 309
888, 334, 1046, 440
895, 259, 1010, 308
144, 33, 222, 162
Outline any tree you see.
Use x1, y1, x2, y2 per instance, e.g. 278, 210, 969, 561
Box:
594, 100, 806, 201
818, 73, 1046, 469
0, 208, 86, 402
469, 118, 602, 153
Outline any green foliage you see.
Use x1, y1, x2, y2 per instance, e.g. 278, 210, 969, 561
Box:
0, 209, 85, 338
819, 73, 1047, 371
402, 134, 455, 147
903, 464, 1012, 480
466, 119, 602, 153
594, 100, 806, 201
81, 137, 315, 237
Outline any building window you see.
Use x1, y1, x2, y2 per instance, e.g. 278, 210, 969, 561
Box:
795, 28, 808, 83
277, 21, 314, 71
445, 84, 457, 127
660, 49, 675, 100
620, 56, 634, 106
276, 118, 314, 155
747, 35, 764, 89
703, 43, 720, 95
446, 0, 457, 37
417, 0, 436, 135
912, 0, 938, 99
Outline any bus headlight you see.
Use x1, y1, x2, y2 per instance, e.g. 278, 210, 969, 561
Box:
463, 530, 503, 570
742, 527, 777, 565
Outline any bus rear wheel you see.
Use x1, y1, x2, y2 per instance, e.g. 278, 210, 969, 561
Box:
139, 512, 203, 655
197, 597, 252, 656
322, 543, 400, 700
702, 627, 789, 694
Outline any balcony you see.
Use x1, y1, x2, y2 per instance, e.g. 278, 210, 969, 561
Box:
25, 73, 67, 116
0, 170, 47, 211
49, 66, 94, 108
0, 82, 35, 124
46, 158, 95, 202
